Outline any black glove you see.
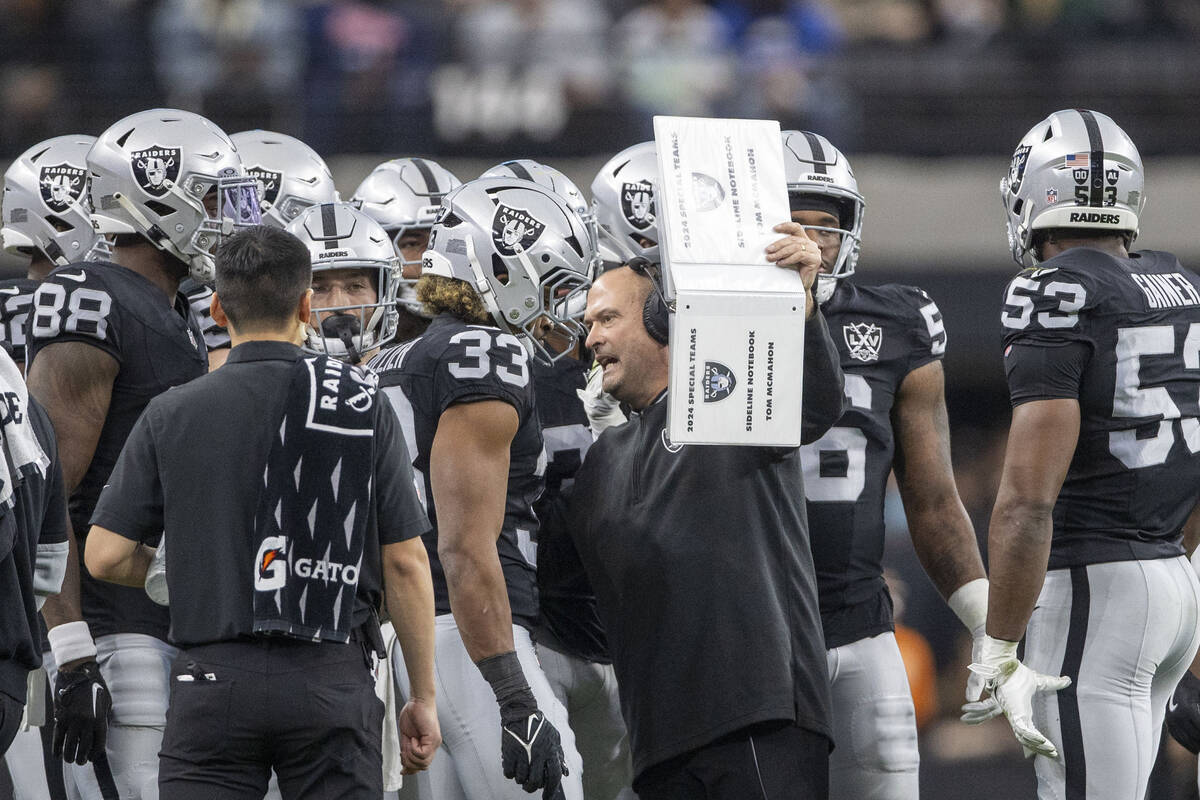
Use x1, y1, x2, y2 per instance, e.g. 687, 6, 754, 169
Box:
53, 660, 111, 765
1167, 671, 1200, 753
501, 709, 569, 799
477, 651, 569, 799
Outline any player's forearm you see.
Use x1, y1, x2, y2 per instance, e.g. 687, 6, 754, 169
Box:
906, 493, 986, 600
41, 520, 84, 629
385, 552, 437, 702
439, 540, 517, 661
986, 495, 1055, 642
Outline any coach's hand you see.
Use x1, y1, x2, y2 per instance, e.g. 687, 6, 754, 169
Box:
766, 222, 822, 317
53, 659, 111, 765
399, 697, 441, 774
965, 635, 1069, 758
501, 709, 569, 799
1167, 671, 1200, 753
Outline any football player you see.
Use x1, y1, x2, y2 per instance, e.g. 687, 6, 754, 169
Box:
1, 134, 106, 371
184, 130, 340, 370
590, 142, 658, 269
351, 158, 462, 344
783, 131, 988, 799
0, 133, 103, 800
286, 202, 402, 366
484, 158, 633, 799
369, 177, 591, 800
28, 108, 257, 800
966, 109, 1200, 800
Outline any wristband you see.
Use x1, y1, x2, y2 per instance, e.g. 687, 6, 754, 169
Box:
948, 577, 989, 635
476, 651, 537, 723
47, 621, 97, 667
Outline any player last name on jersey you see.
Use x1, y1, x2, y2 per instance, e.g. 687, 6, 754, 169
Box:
1129, 272, 1200, 309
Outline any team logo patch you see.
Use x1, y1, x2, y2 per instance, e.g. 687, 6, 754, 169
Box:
1045, 187, 1058, 205
691, 172, 725, 212
246, 166, 282, 207
1072, 168, 1088, 186
1106, 167, 1120, 186
130, 146, 181, 197
1007, 144, 1031, 194
620, 181, 655, 230
491, 204, 545, 256
844, 322, 883, 362
38, 164, 87, 213
702, 361, 736, 402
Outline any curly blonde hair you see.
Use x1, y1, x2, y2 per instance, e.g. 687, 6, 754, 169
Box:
415, 274, 492, 325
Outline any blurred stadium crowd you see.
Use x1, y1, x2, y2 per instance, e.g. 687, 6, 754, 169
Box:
2, 0, 1200, 160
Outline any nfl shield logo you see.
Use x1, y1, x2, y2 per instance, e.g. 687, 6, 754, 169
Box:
38, 163, 87, 213
130, 145, 181, 198
702, 362, 736, 402
491, 204, 546, 256
620, 181, 655, 230
246, 166, 282, 207
1045, 187, 1058, 204
844, 322, 883, 362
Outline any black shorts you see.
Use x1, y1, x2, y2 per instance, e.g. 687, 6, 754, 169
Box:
634, 721, 830, 800
158, 637, 382, 800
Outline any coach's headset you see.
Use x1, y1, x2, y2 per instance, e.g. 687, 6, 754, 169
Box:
627, 256, 670, 346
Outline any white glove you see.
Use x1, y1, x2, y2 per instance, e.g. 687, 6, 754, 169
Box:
964, 635, 1070, 758
576, 363, 626, 435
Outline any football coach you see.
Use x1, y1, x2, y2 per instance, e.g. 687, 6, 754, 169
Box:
82, 225, 439, 799
570, 227, 846, 800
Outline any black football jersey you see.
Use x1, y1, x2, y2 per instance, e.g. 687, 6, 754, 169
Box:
370, 313, 544, 628
802, 281, 946, 648
531, 355, 609, 663
1001, 249, 1200, 568
180, 277, 231, 352
0, 277, 38, 368
26, 260, 208, 640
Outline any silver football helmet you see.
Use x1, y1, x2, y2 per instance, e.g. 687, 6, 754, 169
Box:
88, 108, 261, 283
1001, 109, 1144, 267
481, 159, 599, 280
286, 202, 401, 363
591, 142, 659, 266
781, 130, 865, 305
351, 157, 462, 313
421, 177, 593, 365
2, 134, 107, 265
230, 131, 339, 228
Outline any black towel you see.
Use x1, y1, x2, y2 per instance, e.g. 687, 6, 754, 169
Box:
252, 354, 377, 643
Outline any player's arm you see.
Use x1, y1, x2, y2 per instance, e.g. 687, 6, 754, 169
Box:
892, 360, 986, 600
27, 340, 119, 766
28, 342, 118, 639
987, 398, 1078, 639
432, 398, 569, 795
431, 398, 520, 658
82, 526, 155, 587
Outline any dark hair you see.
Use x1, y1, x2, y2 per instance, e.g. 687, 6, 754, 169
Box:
214, 226, 311, 331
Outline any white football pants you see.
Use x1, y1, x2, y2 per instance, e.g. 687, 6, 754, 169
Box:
1026, 556, 1200, 800
825, 631, 920, 800
535, 642, 636, 800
